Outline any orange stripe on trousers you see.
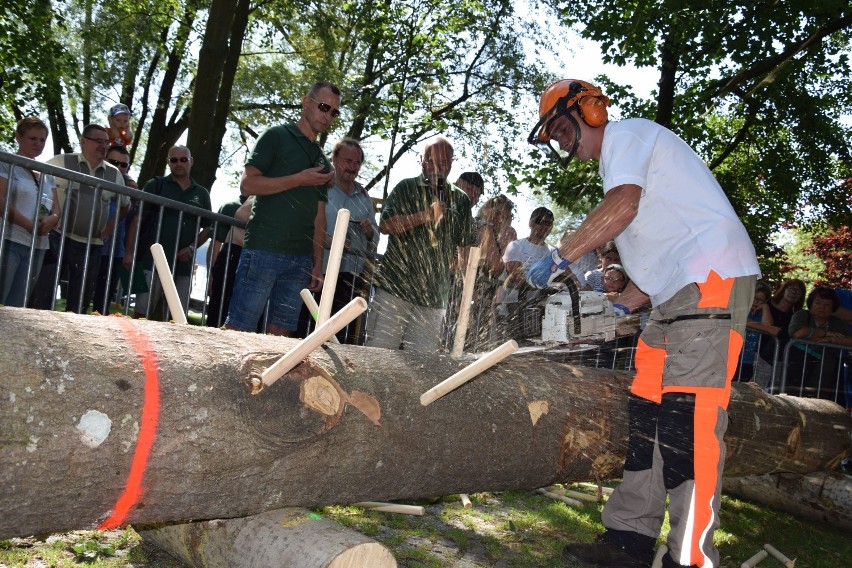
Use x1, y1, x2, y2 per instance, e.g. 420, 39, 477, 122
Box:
664, 329, 743, 566
631, 337, 666, 403
98, 318, 160, 530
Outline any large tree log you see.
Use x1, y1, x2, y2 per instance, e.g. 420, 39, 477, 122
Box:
1, 308, 849, 539
138, 508, 397, 568
723, 472, 852, 532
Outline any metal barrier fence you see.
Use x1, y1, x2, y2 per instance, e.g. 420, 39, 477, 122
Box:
0, 150, 243, 321
780, 339, 850, 405
4, 150, 847, 406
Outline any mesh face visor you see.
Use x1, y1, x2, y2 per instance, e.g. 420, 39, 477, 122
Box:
527, 105, 581, 168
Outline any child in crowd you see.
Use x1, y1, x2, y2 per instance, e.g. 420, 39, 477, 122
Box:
585, 240, 620, 292
106, 104, 134, 148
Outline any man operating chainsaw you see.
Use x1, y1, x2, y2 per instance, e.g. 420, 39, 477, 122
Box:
526, 79, 760, 568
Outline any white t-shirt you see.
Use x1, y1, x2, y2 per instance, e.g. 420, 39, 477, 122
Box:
500, 238, 552, 304
599, 119, 759, 305
0, 163, 55, 250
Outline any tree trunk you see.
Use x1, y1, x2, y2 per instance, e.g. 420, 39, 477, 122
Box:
0, 308, 849, 539
138, 508, 397, 568
723, 472, 852, 532
186, 0, 251, 191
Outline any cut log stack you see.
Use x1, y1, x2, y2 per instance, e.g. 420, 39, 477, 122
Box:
0, 307, 849, 541
138, 508, 396, 568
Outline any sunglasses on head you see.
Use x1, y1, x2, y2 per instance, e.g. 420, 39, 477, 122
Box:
169, 156, 190, 163
309, 97, 341, 118
108, 159, 129, 169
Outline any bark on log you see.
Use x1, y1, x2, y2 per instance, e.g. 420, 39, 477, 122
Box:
138, 508, 397, 568
723, 472, 852, 532
1, 308, 849, 539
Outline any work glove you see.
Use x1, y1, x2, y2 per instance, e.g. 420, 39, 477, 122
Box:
612, 303, 631, 317
527, 248, 571, 289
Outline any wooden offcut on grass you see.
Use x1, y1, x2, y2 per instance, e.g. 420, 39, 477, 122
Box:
1, 487, 849, 567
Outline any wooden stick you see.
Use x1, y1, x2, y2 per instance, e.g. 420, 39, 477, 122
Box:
258, 297, 367, 390
420, 339, 518, 406
543, 485, 599, 502
450, 246, 481, 358
650, 544, 668, 568
577, 482, 614, 495
300, 289, 339, 344
534, 488, 582, 508
741, 549, 769, 568
317, 208, 349, 326
565, 489, 600, 502
763, 544, 795, 567
459, 494, 472, 508
149, 243, 187, 324
354, 502, 425, 516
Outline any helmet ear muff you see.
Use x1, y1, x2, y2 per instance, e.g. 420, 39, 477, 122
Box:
578, 96, 608, 127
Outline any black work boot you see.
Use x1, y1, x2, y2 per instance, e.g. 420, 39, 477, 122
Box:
562, 530, 654, 567
661, 551, 698, 568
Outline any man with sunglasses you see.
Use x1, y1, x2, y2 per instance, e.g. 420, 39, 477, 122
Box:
527, 79, 759, 568
31, 124, 129, 313
126, 145, 211, 320
364, 136, 476, 352
225, 82, 338, 336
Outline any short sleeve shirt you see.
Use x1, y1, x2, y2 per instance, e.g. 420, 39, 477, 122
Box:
378, 176, 476, 308
139, 174, 211, 276
599, 119, 760, 305
243, 123, 330, 254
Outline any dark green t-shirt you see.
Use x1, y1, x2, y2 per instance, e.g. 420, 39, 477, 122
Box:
140, 175, 212, 276
243, 123, 330, 254
378, 176, 476, 308
214, 199, 241, 243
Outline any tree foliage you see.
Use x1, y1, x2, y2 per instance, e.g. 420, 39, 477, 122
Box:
806, 224, 852, 287
0, 0, 849, 269
542, 0, 852, 266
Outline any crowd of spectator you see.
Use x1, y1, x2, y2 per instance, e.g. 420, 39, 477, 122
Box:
1, 83, 850, 408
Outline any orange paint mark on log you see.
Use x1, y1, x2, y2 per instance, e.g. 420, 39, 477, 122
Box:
98, 318, 160, 529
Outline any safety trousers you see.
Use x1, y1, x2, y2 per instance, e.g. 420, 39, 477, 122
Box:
602, 272, 755, 568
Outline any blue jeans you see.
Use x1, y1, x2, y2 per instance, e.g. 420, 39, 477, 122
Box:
225, 248, 312, 332
0, 239, 45, 307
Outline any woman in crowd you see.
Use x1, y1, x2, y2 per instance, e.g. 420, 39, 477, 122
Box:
476, 194, 515, 277
0, 117, 60, 307
738, 281, 779, 384
786, 287, 852, 398
470, 194, 515, 348
757, 278, 806, 379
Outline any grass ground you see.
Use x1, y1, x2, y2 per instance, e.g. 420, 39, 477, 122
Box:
1, 486, 849, 567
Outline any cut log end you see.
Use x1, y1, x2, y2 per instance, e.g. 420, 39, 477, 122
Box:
328, 542, 396, 568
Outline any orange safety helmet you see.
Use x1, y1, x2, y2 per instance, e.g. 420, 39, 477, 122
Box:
537, 79, 610, 139
528, 79, 610, 167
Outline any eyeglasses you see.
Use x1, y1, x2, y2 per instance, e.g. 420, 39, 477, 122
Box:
84, 135, 110, 146
108, 159, 130, 169
309, 97, 341, 118
422, 158, 454, 167
604, 276, 625, 284
169, 156, 190, 163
